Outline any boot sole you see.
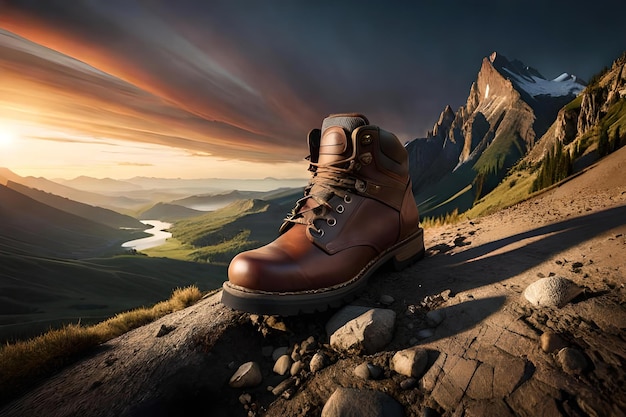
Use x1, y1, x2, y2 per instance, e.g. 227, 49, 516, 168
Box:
220, 227, 425, 316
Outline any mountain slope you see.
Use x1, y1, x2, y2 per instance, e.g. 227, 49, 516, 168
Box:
5, 181, 145, 229
468, 51, 626, 217
0, 184, 143, 258
407, 51, 585, 218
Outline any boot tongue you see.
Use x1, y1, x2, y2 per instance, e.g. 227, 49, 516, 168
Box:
318, 114, 368, 165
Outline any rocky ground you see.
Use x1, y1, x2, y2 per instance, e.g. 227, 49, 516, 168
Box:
1, 148, 625, 417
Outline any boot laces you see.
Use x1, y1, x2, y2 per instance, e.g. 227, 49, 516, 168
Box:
281, 159, 357, 235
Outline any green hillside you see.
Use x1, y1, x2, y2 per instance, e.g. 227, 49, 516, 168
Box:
0, 184, 145, 259
0, 249, 226, 342
146, 188, 304, 264
6, 181, 145, 229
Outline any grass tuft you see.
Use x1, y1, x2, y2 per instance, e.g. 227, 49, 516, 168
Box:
0, 285, 203, 406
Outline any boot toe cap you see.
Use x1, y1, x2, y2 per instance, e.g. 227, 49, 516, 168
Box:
228, 248, 302, 292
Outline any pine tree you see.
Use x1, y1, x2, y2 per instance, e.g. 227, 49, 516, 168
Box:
598, 129, 609, 157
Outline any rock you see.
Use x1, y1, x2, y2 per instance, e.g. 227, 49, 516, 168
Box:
300, 336, 318, 355
229, 362, 262, 388
426, 309, 445, 327
310, 352, 328, 373
329, 308, 396, 354
540, 332, 568, 353
273, 354, 292, 376
557, 347, 588, 374
416, 328, 435, 339
380, 294, 395, 306
391, 346, 429, 378
271, 377, 296, 396
321, 387, 405, 417
290, 360, 303, 376
399, 377, 418, 390
326, 306, 372, 335
523, 276, 584, 307
272, 346, 289, 361
352, 362, 382, 380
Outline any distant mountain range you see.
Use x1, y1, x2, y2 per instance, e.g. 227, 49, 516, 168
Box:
406, 51, 589, 217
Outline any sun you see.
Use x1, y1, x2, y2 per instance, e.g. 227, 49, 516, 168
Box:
0, 127, 18, 148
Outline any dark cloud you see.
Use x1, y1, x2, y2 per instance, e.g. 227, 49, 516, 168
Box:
0, 0, 624, 162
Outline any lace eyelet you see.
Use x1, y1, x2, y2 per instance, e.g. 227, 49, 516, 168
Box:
327, 217, 336, 227
336, 204, 345, 214
310, 227, 324, 237
344, 194, 352, 204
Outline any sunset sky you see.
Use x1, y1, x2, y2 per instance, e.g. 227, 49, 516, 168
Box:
0, 0, 624, 179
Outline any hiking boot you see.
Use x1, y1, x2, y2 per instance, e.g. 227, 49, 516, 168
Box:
221, 113, 424, 315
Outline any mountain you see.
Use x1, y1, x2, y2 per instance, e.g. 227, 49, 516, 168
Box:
407, 51, 586, 218
0, 183, 142, 258
5, 181, 145, 229
55, 176, 143, 193
137, 202, 205, 222
0, 168, 148, 213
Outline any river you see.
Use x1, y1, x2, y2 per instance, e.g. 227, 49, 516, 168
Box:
121, 220, 172, 251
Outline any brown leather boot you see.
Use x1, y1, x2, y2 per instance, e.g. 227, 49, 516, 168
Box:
221, 113, 424, 315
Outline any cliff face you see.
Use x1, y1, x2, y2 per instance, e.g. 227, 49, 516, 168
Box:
529, 52, 626, 163
406, 51, 585, 218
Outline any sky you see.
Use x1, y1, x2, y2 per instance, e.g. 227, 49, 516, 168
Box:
0, 0, 624, 179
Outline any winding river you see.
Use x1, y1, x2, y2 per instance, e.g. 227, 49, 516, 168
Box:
121, 220, 172, 251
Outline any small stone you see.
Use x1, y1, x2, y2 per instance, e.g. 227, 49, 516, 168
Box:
540, 332, 568, 353
523, 276, 584, 308
557, 347, 588, 375
380, 294, 395, 306
354, 362, 372, 380
367, 364, 384, 380
300, 336, 318, 355
399, 377, 417, 390
290, 360, 303, 376
229, 362, 262, 388
272, 346, 289, 361
309, 352, 328, 373
329, 308, 396, 354
416, 328, 435, 339
426, 309, 445, 327
391, 346, 429, 378
239, 393, 252, 405
271, 377, 296, 396
321, 387, 405, 417
273, 354, 292, 376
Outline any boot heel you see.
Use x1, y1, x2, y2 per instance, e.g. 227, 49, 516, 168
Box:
390, 229, 425, 271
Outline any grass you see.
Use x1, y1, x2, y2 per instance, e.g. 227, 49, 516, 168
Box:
0, 286, 207, 407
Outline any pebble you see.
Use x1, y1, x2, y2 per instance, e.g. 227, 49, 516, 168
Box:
309, 352, 328, 373
380, 294, 395, 306
426, 309, 445, 327
352, 362, 383, 380
416, 328, 435, 339
391, 346, 429, 378
271, 377, 296, 396
399, 377, 418, 390
540, 331, 568, 353
273, 354, 292, 376
523, 276, 584, 307
229, 362, 262, 388
290, 360, 304, 376
272, 346, 289, 361
557, 347, 588, 374
329, 307, 396, 354
321, 387, 405, 417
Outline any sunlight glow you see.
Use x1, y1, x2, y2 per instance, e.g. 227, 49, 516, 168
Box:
0, 126, 18, 148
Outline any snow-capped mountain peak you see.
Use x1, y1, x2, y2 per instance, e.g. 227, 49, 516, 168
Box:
489, 51, 586, 98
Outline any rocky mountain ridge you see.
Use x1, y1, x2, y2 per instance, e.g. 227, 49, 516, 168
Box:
407, 51, 586, 218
